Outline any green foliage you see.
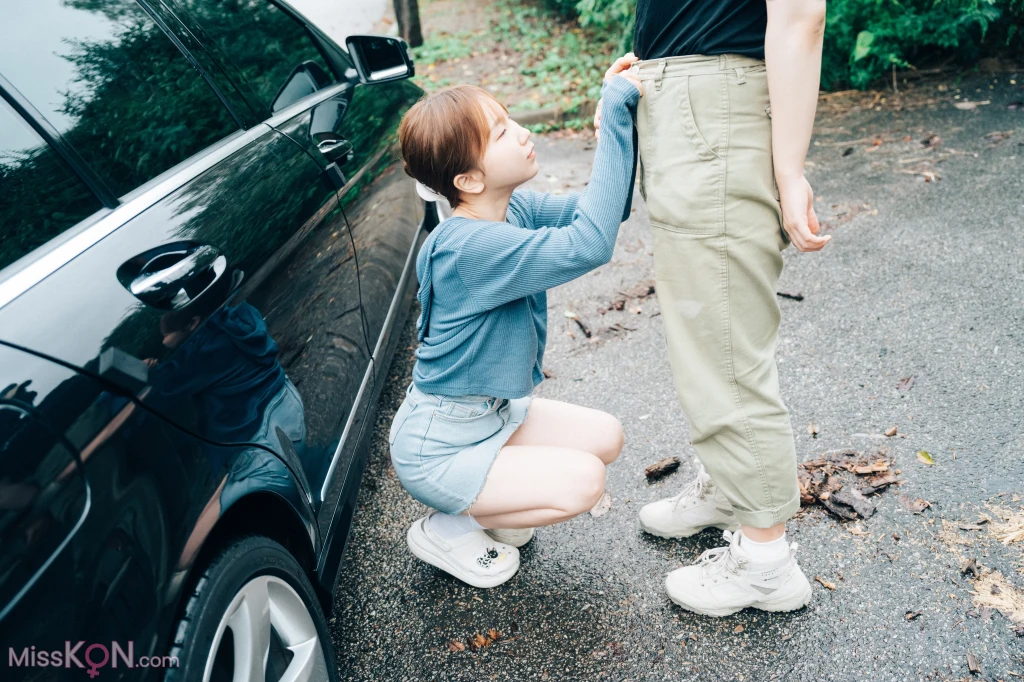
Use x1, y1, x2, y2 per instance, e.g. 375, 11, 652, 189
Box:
492, 0, 622, 116
823, 0, 1021, 89
409, 29, 476, 65
412, 0, 622, 124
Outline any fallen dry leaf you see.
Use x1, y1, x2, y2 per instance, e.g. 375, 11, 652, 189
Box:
885, 425, 898, 437
590, 492, 612, 518
900, 168, 940, 182
448, 640, 466, 652
899, 495, 932, 513
860, 473, 902, 495
916, 450, 935, 465
688, 633, 698, 641
644, 456, 681, 481
983, 130, 1014, 144
815, 576, 836, 590
852, 461, 889, 474
967, 652, 981, 674
733, 624, 744, 634
605, 280, 656, 313
896, 376, 916, 393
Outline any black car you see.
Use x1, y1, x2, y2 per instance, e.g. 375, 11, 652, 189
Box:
0, 1, 439, 679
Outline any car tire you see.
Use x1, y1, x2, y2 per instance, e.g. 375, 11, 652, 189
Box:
165, 535, 338, 682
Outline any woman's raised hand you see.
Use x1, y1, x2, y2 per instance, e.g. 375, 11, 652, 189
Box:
604, 52, 641, 90
596, 52, 641, 140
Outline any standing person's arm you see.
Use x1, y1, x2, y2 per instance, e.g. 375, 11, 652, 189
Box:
765, 0, 830, 252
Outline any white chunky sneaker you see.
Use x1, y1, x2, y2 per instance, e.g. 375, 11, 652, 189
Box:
639, 462, 740, 538
407, 515, 520, 588
484, 527, 535, 547
664, 529, 812, 617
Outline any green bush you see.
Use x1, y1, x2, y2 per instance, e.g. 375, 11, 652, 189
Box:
539, 0, 1023, 90
824, 0, 1022, 89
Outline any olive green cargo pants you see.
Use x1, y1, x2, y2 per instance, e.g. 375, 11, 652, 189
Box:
634, 54, 799, 528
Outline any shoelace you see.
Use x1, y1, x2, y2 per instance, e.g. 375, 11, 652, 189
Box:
696, 530, 742, 578
671, 470, 710, 511
697, 531, 803, 580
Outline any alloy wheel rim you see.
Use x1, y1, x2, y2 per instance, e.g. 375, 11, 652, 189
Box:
203, 575, 329, 682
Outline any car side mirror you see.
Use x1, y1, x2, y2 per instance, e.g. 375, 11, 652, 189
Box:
271, 60, 333, 113
345, 35, 414, 84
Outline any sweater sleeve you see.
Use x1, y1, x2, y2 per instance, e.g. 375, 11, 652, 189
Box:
454, 76, 640, 310
506, 189, 581, 229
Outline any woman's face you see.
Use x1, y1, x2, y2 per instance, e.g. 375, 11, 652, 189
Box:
477, 101, 539, 191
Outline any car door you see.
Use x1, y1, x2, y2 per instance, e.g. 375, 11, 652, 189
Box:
161, 0, 425, 370
1, 0, 373, 517
0, 343, 267, 681
0, 94, 259, 679
151, 0, 426, 552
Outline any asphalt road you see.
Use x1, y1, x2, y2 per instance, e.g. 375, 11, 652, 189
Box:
329, 75, 1024, 682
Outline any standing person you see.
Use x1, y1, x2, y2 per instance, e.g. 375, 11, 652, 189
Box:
596, 0, 830, 616
388, 55, 642, 588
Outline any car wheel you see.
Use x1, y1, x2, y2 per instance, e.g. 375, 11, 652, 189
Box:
166, 535, 338, 682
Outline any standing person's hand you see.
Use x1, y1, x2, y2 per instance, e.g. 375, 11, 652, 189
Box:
778, 175, 830, 251
595, 52, 641, 140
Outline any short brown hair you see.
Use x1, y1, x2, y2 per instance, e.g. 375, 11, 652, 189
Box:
399, 85, 508, 208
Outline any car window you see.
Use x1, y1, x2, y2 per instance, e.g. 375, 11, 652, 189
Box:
0, 99, 103, 273
0, 0, 239, 199
167, 0, 338, 116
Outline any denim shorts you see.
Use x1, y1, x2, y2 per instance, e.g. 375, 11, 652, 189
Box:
388, 382, 532, 514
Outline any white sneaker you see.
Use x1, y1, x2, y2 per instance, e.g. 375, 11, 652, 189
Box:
484, 527, 535, 547
639, 462, 740, 538
664, 529, 812, 617
406, 515, 520, 588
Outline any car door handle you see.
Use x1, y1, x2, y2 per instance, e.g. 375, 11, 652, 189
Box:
127, 244, 225, 308
317, 136, 354, 165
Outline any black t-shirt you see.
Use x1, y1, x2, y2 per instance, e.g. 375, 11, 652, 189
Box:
633, 0, 768, 61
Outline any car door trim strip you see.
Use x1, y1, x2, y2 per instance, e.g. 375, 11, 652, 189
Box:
320, 359, 375, 501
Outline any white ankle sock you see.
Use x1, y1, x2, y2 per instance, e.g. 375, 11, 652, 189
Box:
428, 512, 483, 540
740, 532, 789, 560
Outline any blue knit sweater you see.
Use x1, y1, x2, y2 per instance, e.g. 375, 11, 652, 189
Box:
412, 75, 641, 399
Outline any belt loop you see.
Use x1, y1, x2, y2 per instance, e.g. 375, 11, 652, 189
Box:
655, 58, 666, 91
735, 66, 746, 85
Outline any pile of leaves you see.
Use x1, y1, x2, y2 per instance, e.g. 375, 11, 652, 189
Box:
798, 446, 903, 520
